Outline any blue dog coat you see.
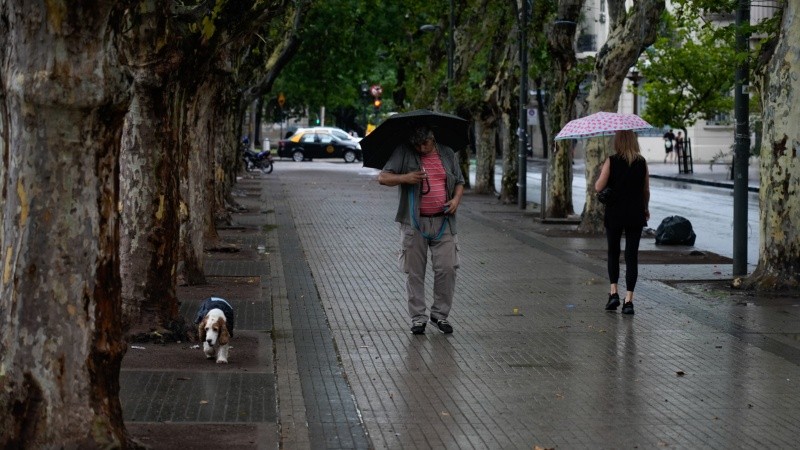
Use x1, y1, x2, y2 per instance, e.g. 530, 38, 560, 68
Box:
194, 297, 235, 337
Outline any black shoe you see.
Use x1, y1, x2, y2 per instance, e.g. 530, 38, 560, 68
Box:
605, 293, 621, 311
430, 317, 453, 334
411, 321, 426, 335
621, 301, 635, 315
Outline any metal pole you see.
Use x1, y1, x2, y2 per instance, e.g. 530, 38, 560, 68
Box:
517, 0, 528, 209
448, 0, 454, 85
733, 0, 750, 275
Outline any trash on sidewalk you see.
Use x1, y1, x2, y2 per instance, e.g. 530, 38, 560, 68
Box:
655, 216, 697, 246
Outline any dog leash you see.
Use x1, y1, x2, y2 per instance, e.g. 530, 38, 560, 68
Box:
409, 184, 448, 241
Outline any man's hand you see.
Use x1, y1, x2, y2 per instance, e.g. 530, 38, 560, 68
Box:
378, 170, 427, 187
405, 170, 427, 185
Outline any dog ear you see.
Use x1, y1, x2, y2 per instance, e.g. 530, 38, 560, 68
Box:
219, 318, 231, 345
198, 317, 207, 342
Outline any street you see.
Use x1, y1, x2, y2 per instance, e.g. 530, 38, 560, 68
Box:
478, 160, 760, 268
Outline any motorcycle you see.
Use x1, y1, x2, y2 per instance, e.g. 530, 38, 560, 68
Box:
243, 148, 274, 174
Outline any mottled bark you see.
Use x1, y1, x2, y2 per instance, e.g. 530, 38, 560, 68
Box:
119, 1, 184, 338
499, 108, 518, 204
175, 1, 306, 284
498, 18, 521, 204
578, 0, 665, 233
0, 1, 131, 447
473, 113, 497, 194
747, 1, 800, 289
545, 0, 585, 218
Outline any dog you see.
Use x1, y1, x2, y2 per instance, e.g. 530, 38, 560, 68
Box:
194, 297, 235, 364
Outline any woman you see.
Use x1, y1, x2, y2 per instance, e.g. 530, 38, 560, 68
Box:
595, 130, 650, 315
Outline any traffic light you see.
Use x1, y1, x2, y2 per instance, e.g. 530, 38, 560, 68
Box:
373, 98, 382, 109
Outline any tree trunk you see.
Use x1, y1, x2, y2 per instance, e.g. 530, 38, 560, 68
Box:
119, 2, 186, 339
747, 1, 800, 289
0, 2, 131, 447
498, 18, 521, 205
545, 0, 585, 218
180, 82, 217, 285
473, 111, 497, 195
499, 108, 518, 204
577, 0, 665, 233
120, 83, 184, 336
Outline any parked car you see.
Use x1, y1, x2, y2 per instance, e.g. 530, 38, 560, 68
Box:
278, 129, 363, 163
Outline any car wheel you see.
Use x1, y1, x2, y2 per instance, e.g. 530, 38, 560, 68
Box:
292, 150, 304, 162
343, 150, 356, 163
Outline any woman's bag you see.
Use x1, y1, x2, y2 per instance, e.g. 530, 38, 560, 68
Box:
597, 187, 614, 206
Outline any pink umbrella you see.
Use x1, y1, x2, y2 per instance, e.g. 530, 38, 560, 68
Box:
554, 111, 653, 141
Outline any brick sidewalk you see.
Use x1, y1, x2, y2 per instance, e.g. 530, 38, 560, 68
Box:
123, 160, 799, 449
265, 160, 799, 449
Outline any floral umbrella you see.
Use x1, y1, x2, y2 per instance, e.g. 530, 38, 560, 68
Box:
554, 111, 653, 141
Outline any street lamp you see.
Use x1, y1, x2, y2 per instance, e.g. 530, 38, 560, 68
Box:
626, 69, 643, 115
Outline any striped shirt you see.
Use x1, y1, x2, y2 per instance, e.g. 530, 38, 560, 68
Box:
419, 152, 447, 215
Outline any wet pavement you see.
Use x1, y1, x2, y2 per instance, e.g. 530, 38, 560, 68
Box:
122, 158, 799, 449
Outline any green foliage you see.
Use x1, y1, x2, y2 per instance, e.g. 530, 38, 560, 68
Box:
639, 8, 738, 129
270, 0, 444, 125
640, 1, 781, 130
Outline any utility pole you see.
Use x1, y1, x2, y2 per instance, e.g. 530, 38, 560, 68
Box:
733, 0, 750, 275
517, 0, 529, 209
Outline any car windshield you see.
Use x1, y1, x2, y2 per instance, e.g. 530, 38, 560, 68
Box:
331, 130, 350, 140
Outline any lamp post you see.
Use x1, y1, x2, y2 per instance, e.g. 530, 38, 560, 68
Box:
626, 69, 642, 115
517, 0, 528, 209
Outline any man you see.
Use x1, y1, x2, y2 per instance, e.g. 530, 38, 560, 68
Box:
378, 125, 465, 334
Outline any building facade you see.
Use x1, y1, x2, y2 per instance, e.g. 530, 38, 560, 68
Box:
530, 0, 779, 164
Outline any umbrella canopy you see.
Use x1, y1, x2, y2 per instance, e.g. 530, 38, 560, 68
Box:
554, 111, 653, 141
360, 109, 469, 169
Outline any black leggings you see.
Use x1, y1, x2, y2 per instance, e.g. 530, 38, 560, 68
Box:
606, 224, 644, 292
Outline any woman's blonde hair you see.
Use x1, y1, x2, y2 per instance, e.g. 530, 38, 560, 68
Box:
613, 130, 642, 165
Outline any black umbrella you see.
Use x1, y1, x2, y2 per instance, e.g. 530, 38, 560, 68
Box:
360, 109, 469, 169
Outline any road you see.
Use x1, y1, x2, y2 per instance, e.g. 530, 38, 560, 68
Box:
475, 160, 760, 268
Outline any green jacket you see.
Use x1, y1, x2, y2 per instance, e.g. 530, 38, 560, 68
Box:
382, 142, 465, 234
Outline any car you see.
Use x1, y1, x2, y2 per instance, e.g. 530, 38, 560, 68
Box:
307, 126, 361, 143
290, 126, 362, 146
277, 129, 363, 163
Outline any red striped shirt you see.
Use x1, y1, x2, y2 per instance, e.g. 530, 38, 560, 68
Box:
419, 152, 447, 215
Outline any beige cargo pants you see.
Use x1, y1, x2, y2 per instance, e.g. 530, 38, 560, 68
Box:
398, 218, 460, 323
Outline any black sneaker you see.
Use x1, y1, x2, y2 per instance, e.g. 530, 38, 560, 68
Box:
411, 321, 426, 335
605, 293, 621, 311
430, 317, 453, 334
621, 301, 635, 315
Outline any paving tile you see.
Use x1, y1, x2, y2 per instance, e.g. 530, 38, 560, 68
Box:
261, 162, 800, 449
